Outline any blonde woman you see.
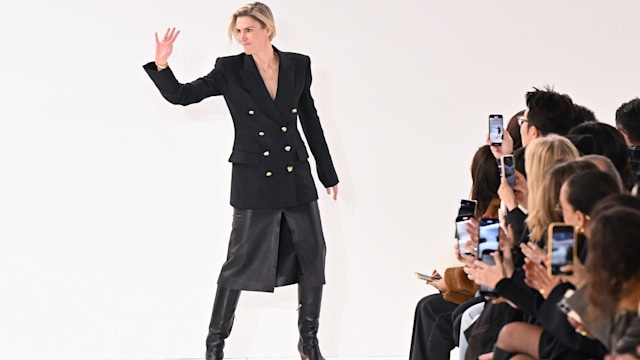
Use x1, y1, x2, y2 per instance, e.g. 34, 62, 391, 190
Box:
143, 3, 337, 360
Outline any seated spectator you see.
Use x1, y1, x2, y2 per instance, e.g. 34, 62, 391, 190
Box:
569, 121, 634, 190
615, 98, 640, 184
408, 145, 500, 360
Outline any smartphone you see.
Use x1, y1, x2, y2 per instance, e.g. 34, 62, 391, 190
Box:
456, 215, 474, 256
455, 199, 477, 255
489, 114, 504, 146
501, 154, 516, 188
479, 251, 500, 298
557, 289, 575, 315
458, 199, 478, 217
547, 223, 576, 276
477, 218, 500, 299
415, 272, 434, 281
478, 218, 500, 247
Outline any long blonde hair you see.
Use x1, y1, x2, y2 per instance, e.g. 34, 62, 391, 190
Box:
525, 135, 580, 241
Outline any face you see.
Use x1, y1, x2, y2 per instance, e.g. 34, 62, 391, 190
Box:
520, 108, 535, 146
235, 16, 271, 55
559, 182, 581, 228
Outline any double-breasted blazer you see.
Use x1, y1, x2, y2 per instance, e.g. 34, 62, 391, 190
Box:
143, 47, 338, 210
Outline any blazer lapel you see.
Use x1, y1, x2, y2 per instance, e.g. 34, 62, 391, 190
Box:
240, 53, 286, 125
274, 50, 295, 121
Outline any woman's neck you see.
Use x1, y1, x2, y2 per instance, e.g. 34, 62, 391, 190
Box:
252, 46, 277, 72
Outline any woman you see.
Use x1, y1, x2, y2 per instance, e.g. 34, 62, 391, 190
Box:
143, 3, 338, 360
489, 166, 618, 360
586, 206, 640, 356
408, 144, 501, 360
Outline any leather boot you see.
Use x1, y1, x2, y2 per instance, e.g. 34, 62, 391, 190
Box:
491, 345, 516, 360
297, 284, 325, 360
205, 286, 241, 360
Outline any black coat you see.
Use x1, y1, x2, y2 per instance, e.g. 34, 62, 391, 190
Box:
143, 48, 338, 209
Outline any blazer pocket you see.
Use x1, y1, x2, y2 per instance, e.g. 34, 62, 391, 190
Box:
228, 150, 260, 165
296, 147, 309, 161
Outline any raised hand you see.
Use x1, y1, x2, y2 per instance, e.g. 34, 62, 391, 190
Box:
155, 27, 181, 66
520, 241, 548, 265
486, 130, 514, 160
472, 251, 506, 290
523, 257, 559, 299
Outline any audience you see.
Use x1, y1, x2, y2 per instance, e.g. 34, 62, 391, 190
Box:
410, 87, 640, 360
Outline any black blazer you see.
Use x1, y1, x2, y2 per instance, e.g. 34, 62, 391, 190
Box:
143, 48, 338, 209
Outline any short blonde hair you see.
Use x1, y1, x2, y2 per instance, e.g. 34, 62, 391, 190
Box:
524, 135, 580, 241
228, 2, 276, 41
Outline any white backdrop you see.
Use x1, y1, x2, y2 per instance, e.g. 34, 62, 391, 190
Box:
1, 1, 639, 359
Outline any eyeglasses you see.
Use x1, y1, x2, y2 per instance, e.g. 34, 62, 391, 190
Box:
517, 116, 529, 127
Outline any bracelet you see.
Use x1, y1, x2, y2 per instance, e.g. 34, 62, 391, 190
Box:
155, 62, 168, 70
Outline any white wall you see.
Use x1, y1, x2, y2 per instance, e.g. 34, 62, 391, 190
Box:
1, 1, 639, 359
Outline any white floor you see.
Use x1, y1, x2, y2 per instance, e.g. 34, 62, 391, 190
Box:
211, 347, 460, 359
129, 348, 460, 359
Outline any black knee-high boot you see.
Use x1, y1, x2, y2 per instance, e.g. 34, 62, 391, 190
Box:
297, 284, 325, 360
492, 345, 516, 360
205, 286, 241, 360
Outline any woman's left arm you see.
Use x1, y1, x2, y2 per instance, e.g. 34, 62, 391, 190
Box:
296, 56, 339, 189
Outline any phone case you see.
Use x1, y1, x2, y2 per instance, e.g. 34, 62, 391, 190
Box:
547, 222, 576, 277
414, 272, 433, 281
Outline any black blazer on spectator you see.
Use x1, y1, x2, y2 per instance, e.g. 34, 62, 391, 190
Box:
143, 47, 338, 209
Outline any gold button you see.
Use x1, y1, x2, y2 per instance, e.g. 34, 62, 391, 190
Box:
287, 166, 294, 173
263, 151, 270, 157
284, 145, 291, 152
291, 108, 298, 113
248, 110, 255, 115
266, 171, 273, 177
258, 131, 265, 136
281, 127, 288, 133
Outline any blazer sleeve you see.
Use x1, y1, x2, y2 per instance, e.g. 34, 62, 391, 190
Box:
142, 58, 228, 105
296, 57, 339, 188
536, 283, 608, 355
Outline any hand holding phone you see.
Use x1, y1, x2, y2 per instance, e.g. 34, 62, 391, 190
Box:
415, 272, 434, 281
501, 154, 516, 188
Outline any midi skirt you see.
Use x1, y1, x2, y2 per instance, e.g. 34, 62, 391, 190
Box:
217, 200, 326, 292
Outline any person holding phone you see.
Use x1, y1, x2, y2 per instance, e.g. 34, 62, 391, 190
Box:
409, 145, 501, 360
143, 3, 338, 360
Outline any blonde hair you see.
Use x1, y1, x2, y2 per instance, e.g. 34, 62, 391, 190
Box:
228, 2, 276, 41
525, 135, 580, 241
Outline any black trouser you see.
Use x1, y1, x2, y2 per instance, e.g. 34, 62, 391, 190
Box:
409, 293, 459, 360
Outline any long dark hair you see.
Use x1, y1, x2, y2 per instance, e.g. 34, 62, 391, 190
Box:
586, 207, 640, 316
470, 145, 500, 217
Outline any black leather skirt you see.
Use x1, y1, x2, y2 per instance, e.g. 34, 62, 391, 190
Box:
217, 200, 326, 292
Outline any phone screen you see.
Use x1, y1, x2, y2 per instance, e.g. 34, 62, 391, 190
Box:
549, 225, 575, 276
458, 199, 477, 217
478, 218, 500, 248
501, 155, 516, 188
489, 115, 504, 145
455, 200, 477, 253
456, 215, 473, 255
